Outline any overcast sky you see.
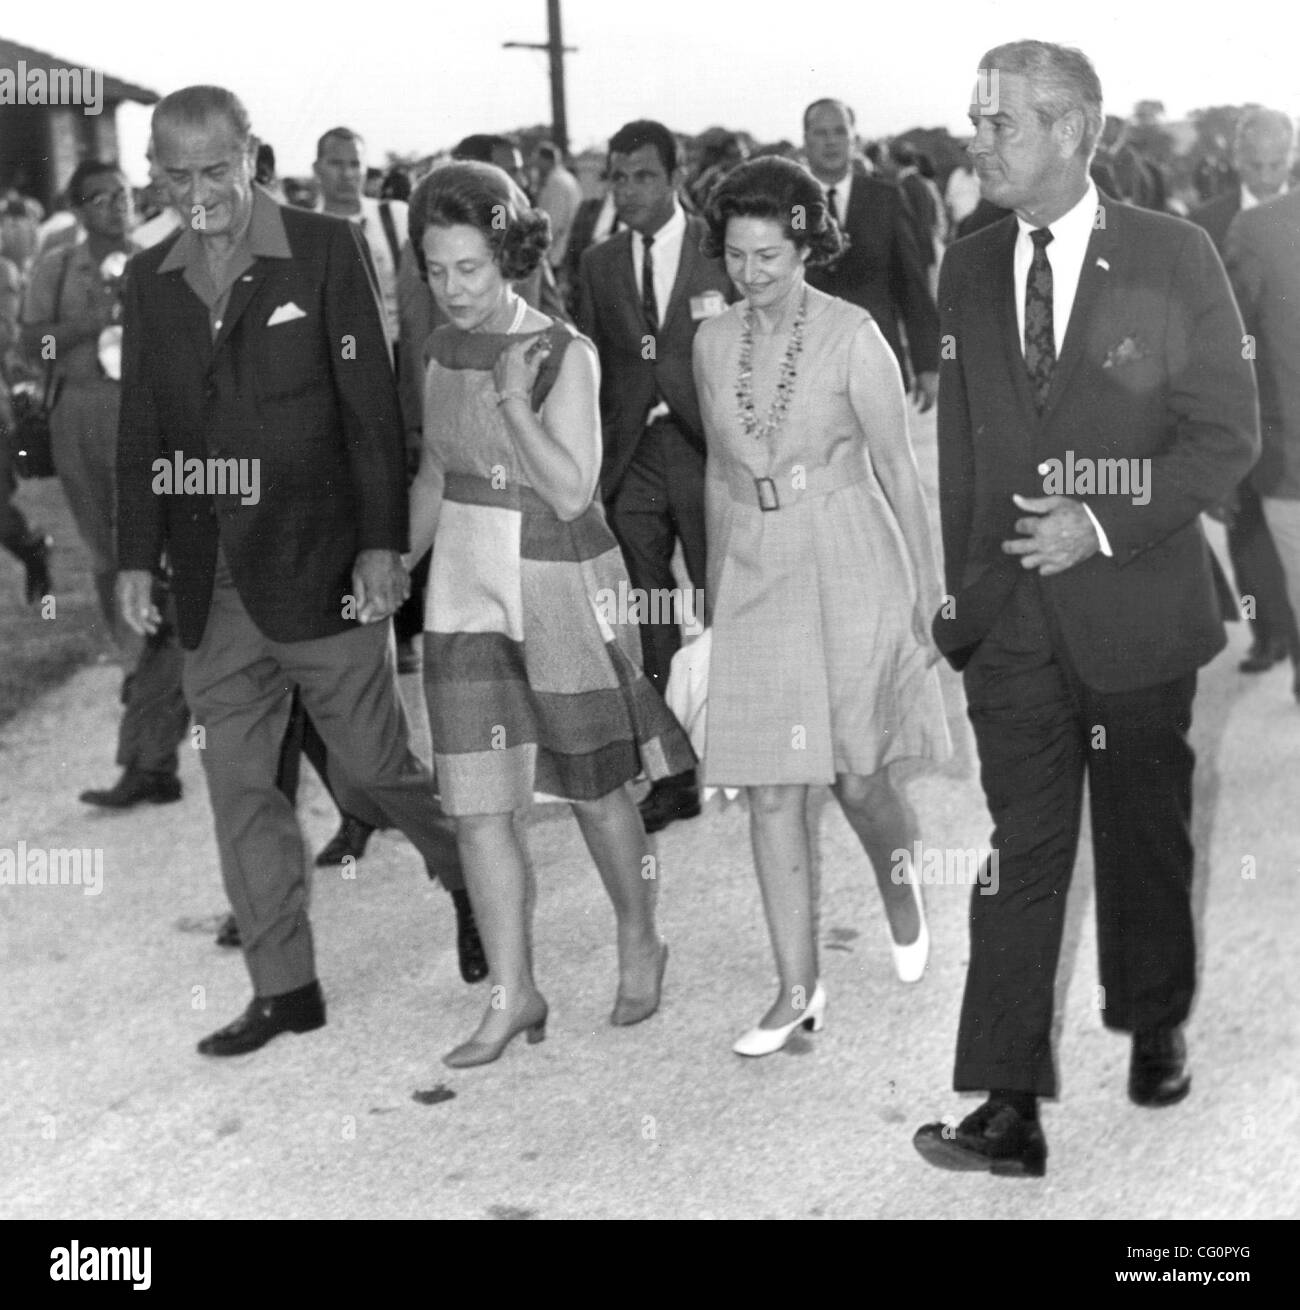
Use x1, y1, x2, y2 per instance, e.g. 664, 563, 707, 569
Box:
7, 0, 1296, 182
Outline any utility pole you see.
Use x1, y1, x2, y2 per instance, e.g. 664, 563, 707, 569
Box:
503, 0, 577, 155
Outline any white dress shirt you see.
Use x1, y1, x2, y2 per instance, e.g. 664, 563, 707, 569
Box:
1013, 179, 1098, 357
1013, 180, 1114, 554
1241, 181, 1288, 212
316, 194, 406, 347
820, 170, 854, 226
631, 198, 686, 316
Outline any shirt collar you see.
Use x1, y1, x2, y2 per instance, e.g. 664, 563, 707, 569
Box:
1016, 179, 1098, 249
1241, 182, 1287, 211
636, 197, 685, 247
157, 185, 291, 273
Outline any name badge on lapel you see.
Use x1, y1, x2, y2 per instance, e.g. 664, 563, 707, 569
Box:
690, 291, 727, 321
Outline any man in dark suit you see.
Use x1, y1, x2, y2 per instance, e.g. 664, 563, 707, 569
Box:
1226, 182, 1300, 701
117, 85, 480, 1057
802, 98, 940, 409
1192, 108, 1299, 677
913, 42, 1258, 1176
576, 120, 733, 834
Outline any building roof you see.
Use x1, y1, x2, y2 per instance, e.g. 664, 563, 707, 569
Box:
0, 36, 158, 104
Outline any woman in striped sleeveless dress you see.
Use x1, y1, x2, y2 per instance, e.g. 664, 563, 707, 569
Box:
406, 163, 694, 1069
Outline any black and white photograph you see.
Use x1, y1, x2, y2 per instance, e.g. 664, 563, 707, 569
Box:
0, 0, 1294, 1253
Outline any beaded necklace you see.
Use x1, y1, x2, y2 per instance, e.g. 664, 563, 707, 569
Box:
736, 288, 808, 443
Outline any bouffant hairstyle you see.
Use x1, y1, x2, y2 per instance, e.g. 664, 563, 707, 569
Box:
701, 156, 843, 267
408, 161, 551, 281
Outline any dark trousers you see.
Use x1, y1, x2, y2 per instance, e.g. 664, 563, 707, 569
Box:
607, 418, 708, 700
183, 558, 462, 997
275, 687, 390, 831
1227, 481, 1299, 653
955, 575, 1198, 1097
117, 587, 189, 776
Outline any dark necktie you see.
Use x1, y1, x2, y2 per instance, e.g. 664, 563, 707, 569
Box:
827, 186, 840, 223
641, 234, 659, 334
1024, 226, 1055, 412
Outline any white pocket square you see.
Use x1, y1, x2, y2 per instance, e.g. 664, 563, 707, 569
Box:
266, 302, 307, 326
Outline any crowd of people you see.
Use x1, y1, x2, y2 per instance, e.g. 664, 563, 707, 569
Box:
1, 36, 1295, 1180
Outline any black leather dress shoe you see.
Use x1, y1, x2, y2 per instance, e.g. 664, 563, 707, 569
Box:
451, 889, 488, 983
1128, 1027, 1191, 1106
639, 783, 702, 835
80, 770, 182, 808
197, 981, 326, 1057
913, 1098, 1048, 1177
1239, 639, 1288, 673
314, 814, 376, 867
215, 914, 241, 949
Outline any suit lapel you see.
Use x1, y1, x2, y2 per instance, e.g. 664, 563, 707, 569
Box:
213, 260, 275, 356
991, 218, 1038, 416
660, 220, 697, 333
160, 266, 216, 372
1041, 193, 1121, 421
602, 231, 642, 339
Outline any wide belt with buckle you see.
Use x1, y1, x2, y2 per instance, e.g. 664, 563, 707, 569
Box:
710, 454, 872, 511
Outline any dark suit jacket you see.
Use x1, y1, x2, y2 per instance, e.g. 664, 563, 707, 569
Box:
576, 214, 733, 499
806, 175, 939, 383
1189, 189, 1242, 253
933, 193, 1259, 691
117, 204, 407, 650
1225, 189, 1300, 499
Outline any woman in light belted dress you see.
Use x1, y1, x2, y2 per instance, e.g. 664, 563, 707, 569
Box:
693, 157, 951, 1056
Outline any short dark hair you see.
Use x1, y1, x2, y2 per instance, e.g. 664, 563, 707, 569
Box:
803, 98, 856, 134
452, 134, 519, 164
153, 85, 252, 147
701, 156, 843, 267
408, 161, 550, 281
317, 126, 364, 159
67, 160, 124, 207
608, 120, 677, 176
535, 141, 559, 164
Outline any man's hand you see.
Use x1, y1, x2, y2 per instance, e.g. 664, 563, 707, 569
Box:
118, 569, 161, 636
911, 370, 938, 413
352, 549, 409, 624
1002, 494, 1100, 576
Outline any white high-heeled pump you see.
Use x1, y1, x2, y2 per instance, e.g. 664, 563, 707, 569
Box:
732, 983, 827, 1057
889, 873, 930, 983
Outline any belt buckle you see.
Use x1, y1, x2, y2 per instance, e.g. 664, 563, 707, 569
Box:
755, 476, 780, 511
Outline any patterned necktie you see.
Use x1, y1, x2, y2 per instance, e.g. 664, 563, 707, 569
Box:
641, 233, 659, 334
827, 186, 840, 223
1024, 227, 1055, 412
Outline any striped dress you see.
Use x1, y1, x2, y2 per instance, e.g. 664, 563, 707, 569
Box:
422, 320, 695, 816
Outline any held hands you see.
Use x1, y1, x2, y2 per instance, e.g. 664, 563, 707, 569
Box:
118, 570, 161, 636
1003, 494, 1100, 576
492, 332, 553, 407
352, 549, 409, 624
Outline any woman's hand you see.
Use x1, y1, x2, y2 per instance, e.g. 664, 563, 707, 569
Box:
492, 331, 553, 405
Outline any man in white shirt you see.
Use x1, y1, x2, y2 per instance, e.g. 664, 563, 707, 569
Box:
575, 120, 734, 834
313, 127, 406, 354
